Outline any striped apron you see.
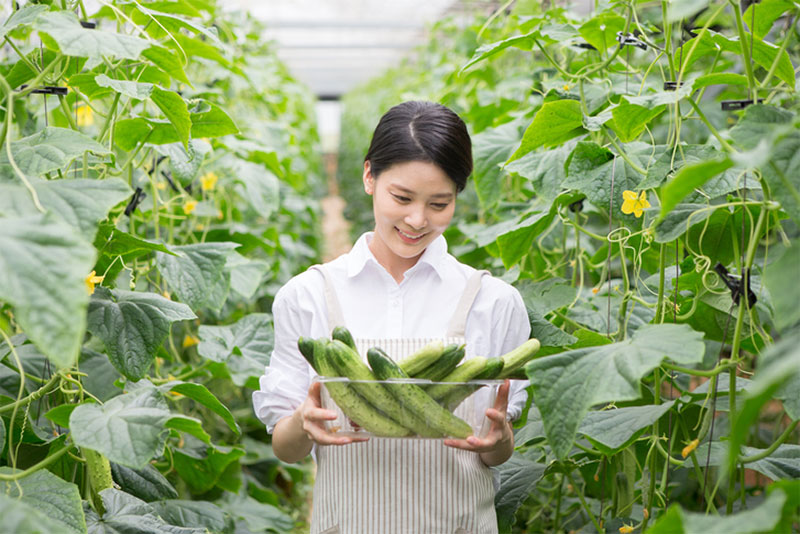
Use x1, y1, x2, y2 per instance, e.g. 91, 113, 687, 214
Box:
309, 267, 497, 534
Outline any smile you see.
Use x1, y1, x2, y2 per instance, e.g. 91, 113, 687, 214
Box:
396, 228, 426, 242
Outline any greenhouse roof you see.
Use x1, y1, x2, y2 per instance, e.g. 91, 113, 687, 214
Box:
223, 0, 468, 98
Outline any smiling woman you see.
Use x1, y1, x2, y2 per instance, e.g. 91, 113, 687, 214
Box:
253, 101, 531, 534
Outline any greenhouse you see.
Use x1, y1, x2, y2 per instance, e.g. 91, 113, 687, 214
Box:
0, 0, 798, 533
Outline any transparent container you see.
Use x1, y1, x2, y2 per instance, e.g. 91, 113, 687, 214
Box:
316, 377, 503, 439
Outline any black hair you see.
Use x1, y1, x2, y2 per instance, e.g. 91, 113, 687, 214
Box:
364, 101, 472, 193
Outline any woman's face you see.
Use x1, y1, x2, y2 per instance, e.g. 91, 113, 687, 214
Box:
363, 160, 456, 272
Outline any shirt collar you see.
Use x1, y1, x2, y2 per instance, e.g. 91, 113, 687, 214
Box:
346, 232, 448, 280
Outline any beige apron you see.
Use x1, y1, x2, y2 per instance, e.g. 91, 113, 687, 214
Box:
309, 266, 497, 534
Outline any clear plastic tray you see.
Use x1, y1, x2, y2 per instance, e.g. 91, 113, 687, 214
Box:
316, 377, 502, 439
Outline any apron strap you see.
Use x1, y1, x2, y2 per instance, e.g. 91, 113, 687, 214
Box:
446, 269, 489, 338
308, 265, 346, 333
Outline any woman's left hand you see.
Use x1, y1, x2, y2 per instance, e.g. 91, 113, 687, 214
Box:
443, 379, 514, 466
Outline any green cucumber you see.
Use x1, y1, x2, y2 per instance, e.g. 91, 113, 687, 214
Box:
297, 337, 318, 371
397, 340, 445, 376
367, 347, 473, 439
497, 339, 541, 379
439, 357, 504, 411
331, 326, 357, 351
426, 356, 488, 401
315, 340, 410, 437
413, 343, 465, 380
327, 340, 443, 437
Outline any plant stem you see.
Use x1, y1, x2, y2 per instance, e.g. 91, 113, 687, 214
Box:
0, 443, 71, 481
760, 19, 793, 88
741, 420, 799, 463
0, 372, 61, 414
661, 361, 734, 377
686, 98, 734, 153
606, 133, 647, 175
730, 0, 757, 101
655, 244, 667, 323
566, 470, 603, 533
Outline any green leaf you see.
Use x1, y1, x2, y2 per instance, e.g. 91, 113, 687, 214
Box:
504, 145, 570, 206
752, 328, 800, 420
165, 414, 210, 444
648, 482, 787, 534
68, 73, 113, 100
461, 31, 537, 72
712, 31, 795, 88
494, 453, 547, 533
165, 382, 240, 435
729, 104, 795, 150
764, 245, 800, 332
169, 33, 229, 66
0, 214, 95, 369
659, 157, 734, 219
34, 11, 151, 60
624, 78, 696, 107
113, 118, 155, 151
95, 74, 154, 100
134, 4, 222, 45
509, 100, 584, 161
497, 208, 559, 268
146, 501, 234, 534
516, 279, 578, 316
70, 388, 172, 468
155, 242, 238, 312
87, 287, 196, 380
0, 178, 131, 242
762, 133, 800, 225
743, 0, 795, 39
0, 492, 81, 534
86, 489, 206, 534
227, 252, 269, 299
217, 491, 293, 534
578, 12, 625, 52
578, 401, 675, 455
173, 442, 244, 493
156, 140, 209, 187
0, 466, 86, 534
233, 160, 279, 217
197, 313, 273, 387
151, 87, 191, 150
693, 72, 749, 90
666, 0, 711, 22
0, 4, 48, 40
472, 118, 526, 212
654, 203, 713, 243
0, 126, 111, 178
609, 101, 665, 143
186, 102, 239, 138
142, 46, 191, 86
526, 323, 705, 458
110, 463, 178, 502
93, 224, 174, 285
45, 403, 79, 428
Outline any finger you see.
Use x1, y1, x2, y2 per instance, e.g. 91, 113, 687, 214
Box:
308, 381, 323, 405
304, 407, 340, 422
493, 379, 510, 411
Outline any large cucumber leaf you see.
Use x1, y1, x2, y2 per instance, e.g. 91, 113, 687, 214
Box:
0, 214, 95, 369
34, 11, 151, 60
494, 452, 547, 533
0, 126, 111, 179
87, 287, 196, 381
526, 323, 705, 458
85, 489, 206, 534
197, 313, 273, 387
110, 463, 178, 503
0, 466, 86, 534
155, 242, 238, 312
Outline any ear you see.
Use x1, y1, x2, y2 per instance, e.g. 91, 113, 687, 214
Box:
363, 160, 374, 195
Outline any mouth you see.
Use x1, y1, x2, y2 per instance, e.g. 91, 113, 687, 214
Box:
396, 227, 426, 244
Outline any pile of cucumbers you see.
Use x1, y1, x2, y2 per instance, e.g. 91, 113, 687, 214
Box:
298, 327, 541, 439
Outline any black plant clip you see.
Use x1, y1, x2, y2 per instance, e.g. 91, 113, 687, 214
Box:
616, 31, 648, 50
721, 99, 764, 111
714, 262, 758, 308
124, 187, 147, 217
575, 42, 598, 50
80, 20, 97, 29
664, 81, 684, 91
568, 198, 584, 213
18, 84, 68, 96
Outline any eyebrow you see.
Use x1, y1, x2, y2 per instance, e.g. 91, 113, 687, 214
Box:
392, 185, 454, 199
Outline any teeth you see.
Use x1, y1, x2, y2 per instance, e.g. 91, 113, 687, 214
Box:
399, 229, 423, 240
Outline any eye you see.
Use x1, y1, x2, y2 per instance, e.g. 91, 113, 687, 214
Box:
431, 202, 450, 210
392, 194, 411, 203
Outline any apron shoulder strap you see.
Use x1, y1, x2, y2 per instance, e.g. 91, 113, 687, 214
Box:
308, 265, 346, 334
445, 269, 490, 338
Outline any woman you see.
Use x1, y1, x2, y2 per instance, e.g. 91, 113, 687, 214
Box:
253, 101, 530, 534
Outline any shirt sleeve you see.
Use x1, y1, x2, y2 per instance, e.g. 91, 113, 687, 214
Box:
486, 280, 532, 422
252, 279, 317, 434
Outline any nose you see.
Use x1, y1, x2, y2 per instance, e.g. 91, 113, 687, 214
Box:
404, 203, 427, 231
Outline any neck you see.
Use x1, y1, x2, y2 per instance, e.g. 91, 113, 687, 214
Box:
367, 236, 421, 284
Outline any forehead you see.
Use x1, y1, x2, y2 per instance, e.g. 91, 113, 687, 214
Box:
379, 161, 455, 194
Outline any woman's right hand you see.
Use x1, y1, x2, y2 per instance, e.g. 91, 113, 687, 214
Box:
295, 381, 370, 446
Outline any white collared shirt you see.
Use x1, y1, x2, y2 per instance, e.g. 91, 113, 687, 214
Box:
253, 232, 531, 433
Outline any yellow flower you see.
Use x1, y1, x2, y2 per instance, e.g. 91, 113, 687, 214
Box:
195, 223, 205, 231
200, 171, 218, 191
217, 210, 224, 220
183, 199, 197, 215
619, 525, 635, 534
592, 287, 599, 294
85, 270, 104, 294
563, 84, 571, 91
156, 182, 167, 191
76, 104, 94, 127
682, 438, 699, 458
182, 334, 199, 348
162, 290, 171, 300
621, 190, 651, 218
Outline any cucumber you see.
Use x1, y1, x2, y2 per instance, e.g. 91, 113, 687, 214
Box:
315, 340, 411, 437
426, 356, 488, 401
297, 337, 318, 371
497, 339, 541, 379
397, 340, 445, 376
413, 343, 465, 381
331, 326, 357, 351
439, 357, 504, 411
367, 347, 473, 439
327, 340, 443, 438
